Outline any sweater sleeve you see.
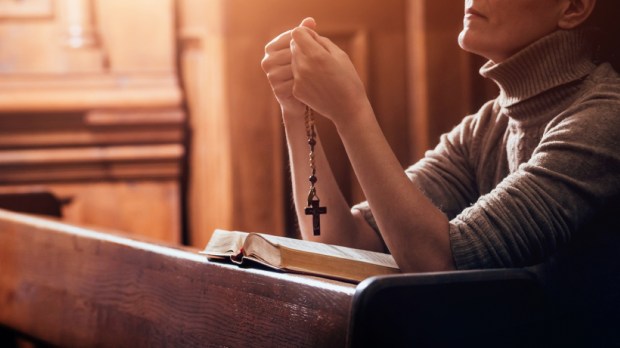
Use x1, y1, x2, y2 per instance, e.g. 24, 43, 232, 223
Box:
352, 102, 497, 238
451, 98, 620, 269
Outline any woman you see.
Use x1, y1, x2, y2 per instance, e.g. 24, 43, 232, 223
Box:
260, 0, 620, 273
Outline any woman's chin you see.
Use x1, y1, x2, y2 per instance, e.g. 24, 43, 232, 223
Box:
457, 31, 494, 61
457, 30, 480, 55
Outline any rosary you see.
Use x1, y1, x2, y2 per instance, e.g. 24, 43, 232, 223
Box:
304, 106, 326, 235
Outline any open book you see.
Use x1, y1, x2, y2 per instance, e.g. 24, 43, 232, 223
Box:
201, 229, 400, 283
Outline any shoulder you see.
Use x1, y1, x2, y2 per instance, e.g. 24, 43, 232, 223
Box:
448, 99, 509, 159
546, 63, 620, 138
575, 63, 620, 112
533, 66, 620, 180
422, 98, 508, 174
447, 99, 506, 141
581, 63, 620, 105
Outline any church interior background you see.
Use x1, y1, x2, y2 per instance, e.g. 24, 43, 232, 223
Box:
0, 0, 496, 247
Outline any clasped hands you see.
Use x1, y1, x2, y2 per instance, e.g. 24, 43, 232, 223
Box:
261, 17, 368, 126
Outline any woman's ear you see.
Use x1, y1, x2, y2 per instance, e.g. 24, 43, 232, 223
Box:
558, 0, 597, 29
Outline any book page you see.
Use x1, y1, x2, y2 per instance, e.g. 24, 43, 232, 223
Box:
201, 229, 247, 258
256, 233, 398, 269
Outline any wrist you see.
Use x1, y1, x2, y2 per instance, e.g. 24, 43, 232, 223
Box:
333, 98, 374, 132
281, 101, 305, 118
281, 106, 305, 128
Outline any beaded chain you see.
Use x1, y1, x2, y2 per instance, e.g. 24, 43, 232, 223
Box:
303, 106, 326, 235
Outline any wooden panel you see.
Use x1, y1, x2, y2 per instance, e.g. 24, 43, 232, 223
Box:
56, 0, 106, 72
0, 130, 184, 149
0, 109, 187, 149
0, 163, 180, 183
95, 0, 176, 73
0, 107, 185, 242
86, 109, 185, 126
0, 182, 181, 243
0, 0, 53, 19
52, 181, 181, 243
178, 0, 235, 248
0, 144, 183, 183
406, 0, 497, 160
0, 0, 106, 74
0, 74, 182, 112
0, 145, 183, 165
0, 210, 354, 347
0, 19, 63, 74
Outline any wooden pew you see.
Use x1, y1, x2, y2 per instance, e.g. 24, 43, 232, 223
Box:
0, 209, 355, 347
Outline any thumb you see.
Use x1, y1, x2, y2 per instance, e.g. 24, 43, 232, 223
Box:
299, 17, 317, 30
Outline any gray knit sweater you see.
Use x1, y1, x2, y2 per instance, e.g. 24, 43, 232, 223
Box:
354, 29, 620, 269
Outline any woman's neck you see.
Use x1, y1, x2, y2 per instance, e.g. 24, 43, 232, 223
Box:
480, 29, 596, 115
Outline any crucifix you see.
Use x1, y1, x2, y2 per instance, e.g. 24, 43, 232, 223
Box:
304, 106, 326, 236
305, 194, 326, 236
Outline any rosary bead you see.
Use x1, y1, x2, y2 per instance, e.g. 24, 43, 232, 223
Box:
308, 138, 317, 146
309, 175, 317, 184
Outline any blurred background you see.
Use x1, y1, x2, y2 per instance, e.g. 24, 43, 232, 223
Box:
0, 0, 496, 248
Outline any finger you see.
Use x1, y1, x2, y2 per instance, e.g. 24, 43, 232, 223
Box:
261, 48, 292, 71
300, 17, 316, 30
265, 29, 294, 54
290, 27, 328, 55
272, 79, 295, 97
302, 27, 336, 53
266, 64, 294, 84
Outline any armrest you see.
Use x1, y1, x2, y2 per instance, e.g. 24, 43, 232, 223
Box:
347, 269, 546, 348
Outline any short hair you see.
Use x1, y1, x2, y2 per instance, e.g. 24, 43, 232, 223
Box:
585, 0, 620, 70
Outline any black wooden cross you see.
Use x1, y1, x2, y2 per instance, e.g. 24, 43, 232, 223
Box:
305, 198, 326, 236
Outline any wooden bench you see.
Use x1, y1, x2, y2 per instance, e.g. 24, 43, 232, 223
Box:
5, 207, 617, 347
0, 209, 355, 347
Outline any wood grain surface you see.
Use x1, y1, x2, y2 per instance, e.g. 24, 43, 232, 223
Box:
0, 210, 355, 347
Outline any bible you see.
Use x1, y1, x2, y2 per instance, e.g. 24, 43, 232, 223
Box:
200, 229, 400, 283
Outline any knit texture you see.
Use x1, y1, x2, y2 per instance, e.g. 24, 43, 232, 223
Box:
353, 29, 620, 269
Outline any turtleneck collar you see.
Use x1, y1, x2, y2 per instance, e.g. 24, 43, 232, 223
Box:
480, 29, 596, 112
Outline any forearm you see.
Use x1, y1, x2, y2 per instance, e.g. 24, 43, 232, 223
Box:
335, 102, 454, 272
283, 23, 452, 266
282, 109, 383, 251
